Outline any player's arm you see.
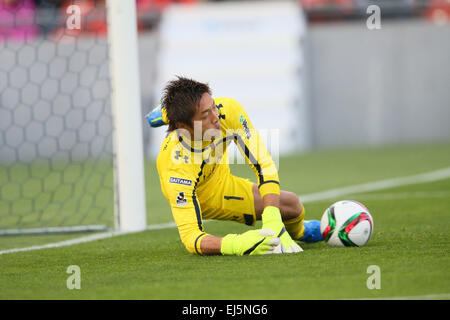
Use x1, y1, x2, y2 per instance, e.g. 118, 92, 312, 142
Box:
201, 232, 282, 256
170, 202, 281, 256
200, 235, 222, 255
161, 169, 280, 256
173, 209, 281, 256
228, 99, 301, 253
262, 193, 280, 209
161, 168, 209, 255
229, 99, 281, 200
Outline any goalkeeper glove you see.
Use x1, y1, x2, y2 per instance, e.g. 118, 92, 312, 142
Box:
146, 104, 168, 128
220, 229, 282, 256
262, 206, 303, 253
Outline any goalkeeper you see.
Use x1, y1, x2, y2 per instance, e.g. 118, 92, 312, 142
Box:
148, 77, 323, 255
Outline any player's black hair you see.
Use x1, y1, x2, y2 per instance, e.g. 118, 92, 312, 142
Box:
161, 76, 212, 132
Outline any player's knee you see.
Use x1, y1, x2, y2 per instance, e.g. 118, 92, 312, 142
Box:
281, 191, 302, 220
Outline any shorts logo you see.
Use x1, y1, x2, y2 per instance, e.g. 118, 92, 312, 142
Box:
169, 177, 192, 186
239, 115, 251, 139
176, 192, 187, 207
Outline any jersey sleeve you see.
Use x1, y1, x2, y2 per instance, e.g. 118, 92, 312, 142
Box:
227, 98, 280, 198
158, 164, 209, 255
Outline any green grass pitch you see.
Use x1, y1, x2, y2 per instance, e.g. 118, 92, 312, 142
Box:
0, 142, 449, 299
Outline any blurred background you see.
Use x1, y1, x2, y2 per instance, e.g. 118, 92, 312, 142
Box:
0, 0, 449, 232
1, 0, 449, 158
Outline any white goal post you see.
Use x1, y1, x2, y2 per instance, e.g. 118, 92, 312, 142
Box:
0, 0, 147, 235
107, 0, 147, 232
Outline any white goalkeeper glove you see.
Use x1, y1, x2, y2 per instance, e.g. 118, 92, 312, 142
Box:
220, 229, 282, 256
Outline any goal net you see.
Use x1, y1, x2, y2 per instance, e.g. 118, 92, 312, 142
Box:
0, 0, 146, 235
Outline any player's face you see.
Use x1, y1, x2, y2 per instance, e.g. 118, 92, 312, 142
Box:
191, 92, 221, 140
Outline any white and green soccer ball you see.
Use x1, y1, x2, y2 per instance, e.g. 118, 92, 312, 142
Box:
320, 200, 374, 247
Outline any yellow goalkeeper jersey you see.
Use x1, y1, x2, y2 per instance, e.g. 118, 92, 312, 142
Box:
156, 97, 280, 254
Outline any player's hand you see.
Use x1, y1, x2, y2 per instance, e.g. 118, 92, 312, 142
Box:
261, 206, 303, 253
220, 229, 282, 256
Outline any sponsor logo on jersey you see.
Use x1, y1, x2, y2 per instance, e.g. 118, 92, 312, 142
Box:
169, 177, 192, 186
176, 191, 187, 207
239, 115, 251, 139
174, 150, 189, 163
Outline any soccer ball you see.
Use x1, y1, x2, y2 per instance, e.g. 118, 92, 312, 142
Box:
320, 200, 374, 247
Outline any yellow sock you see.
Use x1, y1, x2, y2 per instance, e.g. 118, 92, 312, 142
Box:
284, 204, 306, 241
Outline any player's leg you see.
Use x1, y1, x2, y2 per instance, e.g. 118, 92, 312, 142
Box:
198, 174, 322, 243
252, 185, 302, 221
252, 184, 323, 243
252, 184, 305, 239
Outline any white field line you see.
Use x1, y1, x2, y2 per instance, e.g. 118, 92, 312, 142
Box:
0, 222, 178, 255
299, 167, 450, 203
0, 230, 133, 255
339, 190, 450, 201
1, 167, 449, 256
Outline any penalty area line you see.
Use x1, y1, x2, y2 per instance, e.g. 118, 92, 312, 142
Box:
299, 167, 450, 204
335, 190, 450, 201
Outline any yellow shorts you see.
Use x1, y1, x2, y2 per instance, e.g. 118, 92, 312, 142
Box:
197, 173, 257, 226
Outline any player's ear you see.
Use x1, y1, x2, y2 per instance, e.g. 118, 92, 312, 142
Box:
176, 122, 188, 130
175, 122, 194, 139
